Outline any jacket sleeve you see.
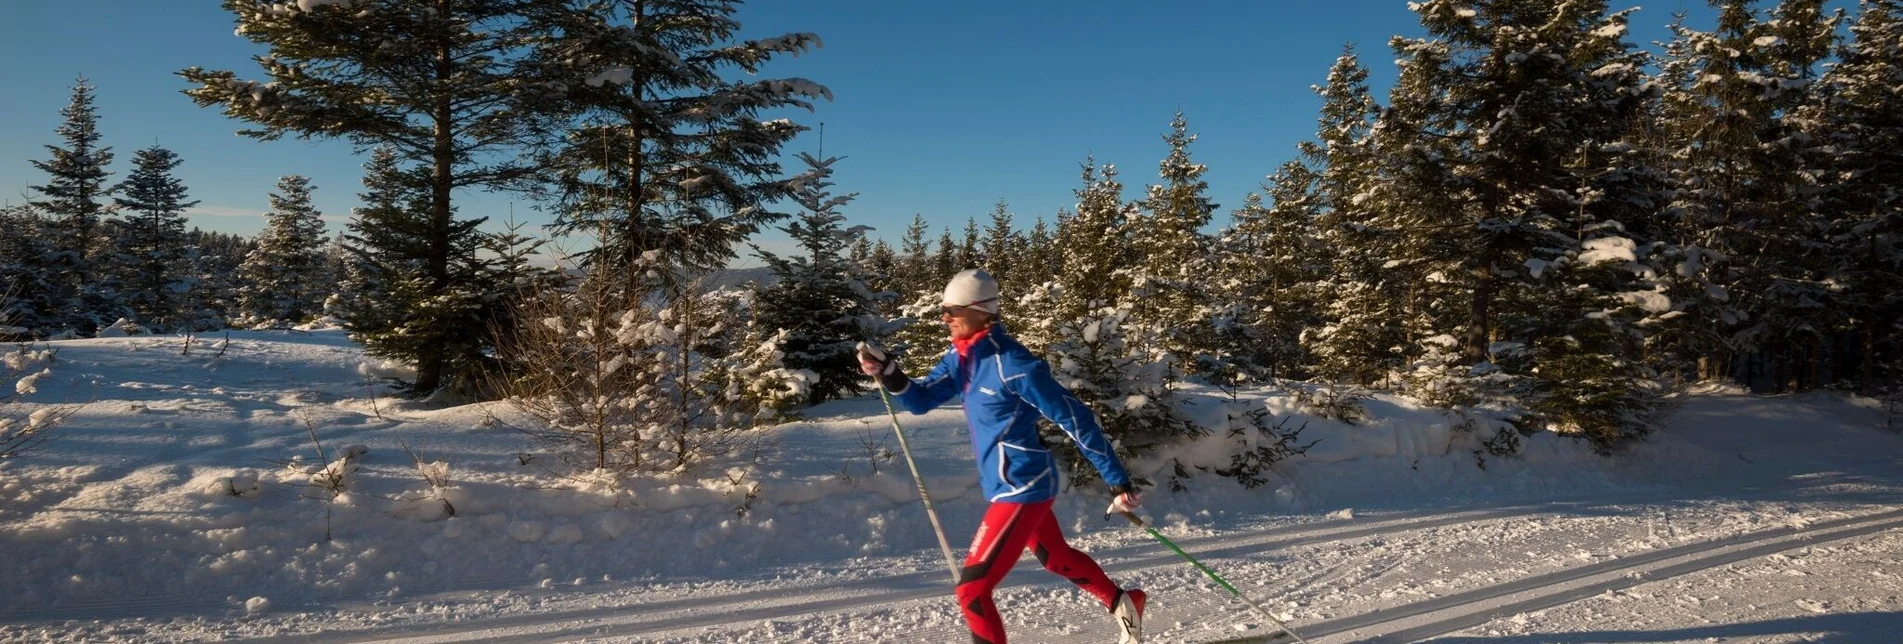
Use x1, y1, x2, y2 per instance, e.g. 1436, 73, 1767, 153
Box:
1006, 354, 1132, 489
894, 349, 960, 415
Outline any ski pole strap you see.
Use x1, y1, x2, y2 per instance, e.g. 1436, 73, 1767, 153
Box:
1147, 526, 1243, 597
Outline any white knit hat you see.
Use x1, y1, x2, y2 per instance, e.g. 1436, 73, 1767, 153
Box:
942, 269, 1000, 314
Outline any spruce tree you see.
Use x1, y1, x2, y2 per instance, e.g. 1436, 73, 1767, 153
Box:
236, 176, 330, 327
0, 206, 62, 337
521, 0, 826, 297
183, 0, 539, 394
1133, 112, 1220, 375
1218, 170, 1320, 381
1801, 0, 1903, 394
1383, 0, 1664, 449
894, 213, 934, 298
111, 145, 199, 331
29, 78, 116, 334
980, 200, 1019, 292
753, 154, 881, 405
1655, 0, 1840, 389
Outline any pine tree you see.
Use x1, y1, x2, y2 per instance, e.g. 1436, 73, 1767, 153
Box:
521, 0, 826, 297
894, 213, 934, 298
236, 176, 330, 327
753, 154, 882, 405
957, 218, 983, 272
1382, 0, 1665, 449
110, 145, 199, 331
183, 0, 540, 394
980, 200, 1019, 292
29, 78, 116, 335
1218, 170, 1320, 382
1301, 47, 1410, 385
1132, 112, 1220, 375
1801, 0, 1903, 394
0, 206, 62, 337
1656, 0, 1840, 390
933, 227, 957, 286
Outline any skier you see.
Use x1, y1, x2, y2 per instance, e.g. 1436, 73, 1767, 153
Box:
857, 268, 1148, 644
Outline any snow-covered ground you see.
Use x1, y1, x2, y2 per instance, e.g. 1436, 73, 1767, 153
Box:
1, 330, 1900, 643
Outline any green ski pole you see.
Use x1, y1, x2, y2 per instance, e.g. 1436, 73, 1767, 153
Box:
1113, 511, 1312, 644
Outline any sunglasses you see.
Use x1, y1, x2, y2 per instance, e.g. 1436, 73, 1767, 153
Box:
940, 300, 996, 317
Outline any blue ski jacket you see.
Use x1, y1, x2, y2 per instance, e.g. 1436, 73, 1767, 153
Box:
892, 323, 1131, 503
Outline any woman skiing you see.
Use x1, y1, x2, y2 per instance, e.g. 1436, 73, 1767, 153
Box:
857, 268, 1148, 644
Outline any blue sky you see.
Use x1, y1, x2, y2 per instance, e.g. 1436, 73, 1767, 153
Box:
0, 1, 1719, 266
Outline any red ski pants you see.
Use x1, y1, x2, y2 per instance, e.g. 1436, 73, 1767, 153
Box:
955, 499, 1121, 644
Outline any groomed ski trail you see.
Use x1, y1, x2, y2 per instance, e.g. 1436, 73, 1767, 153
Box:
223, 494, 1903, 644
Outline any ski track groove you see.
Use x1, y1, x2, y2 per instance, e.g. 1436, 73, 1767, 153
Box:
226, 499, 1903, 644
1201, 506, 1903, 644
225, 504, 1540, 643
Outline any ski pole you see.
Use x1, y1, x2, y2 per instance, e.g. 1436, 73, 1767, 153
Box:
1113, 510, 1312, 644
878, 387, 963, 586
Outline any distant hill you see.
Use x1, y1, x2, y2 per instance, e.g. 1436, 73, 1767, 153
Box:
698, 266, 777, 291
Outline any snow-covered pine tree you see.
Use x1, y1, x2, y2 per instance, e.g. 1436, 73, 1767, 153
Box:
1216, 167, 1321, 382
1018, 156, 1199, 490
183, 0, 538, 394
1798, 0, 1903, 394
181, 229, 254, 330
236, 176, 330, 327
957, 217, 983, 274
1655, 0, 1840, 390
753, 153, 885, 405
933, 228, 957, 286
1301, 47, 1411, 385
500, 272, 809, 475
1131, 112, 1221, 377
110, 145, 199, 331
1024, 216, 1057, 281
0, 206, 63, 338
980, 200, 1021, 293
29, 78, 116, 336
864, 239, 899, 312
893, 213, 935, 299
520, 0, 826, 299
1383, 0, 1664, 449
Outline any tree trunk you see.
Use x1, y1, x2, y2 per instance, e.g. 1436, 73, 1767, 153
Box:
1864, 328, 1876, 395
413, 3, 456, 396
1465, 267, 1493, 365
624, 0, 648, 298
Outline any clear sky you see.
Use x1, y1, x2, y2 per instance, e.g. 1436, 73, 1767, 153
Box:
1, 1, 1720, 267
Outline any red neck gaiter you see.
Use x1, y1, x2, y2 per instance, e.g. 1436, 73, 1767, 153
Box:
952, 325, 993, 360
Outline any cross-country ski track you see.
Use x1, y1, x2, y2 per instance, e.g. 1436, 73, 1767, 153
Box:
212, 484, 1902, 644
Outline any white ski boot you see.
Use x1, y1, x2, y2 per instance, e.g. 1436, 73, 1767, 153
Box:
1113, 588, 1146, 643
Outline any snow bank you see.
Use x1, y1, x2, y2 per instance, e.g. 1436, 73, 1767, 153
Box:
1, 330, 1898, 632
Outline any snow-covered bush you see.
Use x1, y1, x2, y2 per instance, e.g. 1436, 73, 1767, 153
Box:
496, 273, 811, 477
1, 339, 72, 460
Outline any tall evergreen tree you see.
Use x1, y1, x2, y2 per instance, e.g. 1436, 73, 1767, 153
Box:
1655, 0, 1840, 390
110, 145, 199, 330
980, 199, 1019, 293
521, 0, 827, 297
753, 154, 881, 405
1381, 0, 1665, 448
1133, 112, 1220, 374
29, 78, 116, 334
957, 217, 983, 272
0, 206, 62, 337
236, 176, 330, 327
894, 213, 934, 298
1218, 169, 1321, 381
1801, 0, 1903, 393
183, 0, 540, 394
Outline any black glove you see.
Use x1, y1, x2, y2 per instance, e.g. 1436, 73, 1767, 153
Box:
856, 341, 909, 394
